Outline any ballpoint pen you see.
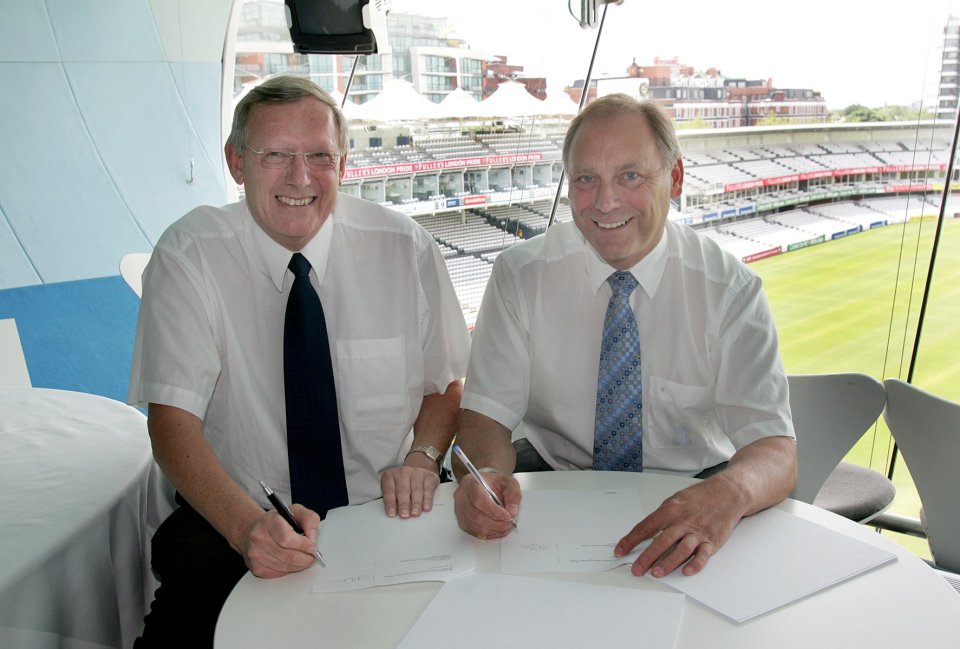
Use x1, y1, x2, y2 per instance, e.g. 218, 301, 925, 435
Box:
259, 480, 325, 566
452, 444, 518, 529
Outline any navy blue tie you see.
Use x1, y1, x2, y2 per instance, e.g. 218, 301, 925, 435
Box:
284, 253, 348, 519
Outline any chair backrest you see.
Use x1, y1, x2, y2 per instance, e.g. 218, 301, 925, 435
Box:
883, 378, 960, 573
788, 373, 886, 504
0, 318, 32, 387
119, 252, 151, 298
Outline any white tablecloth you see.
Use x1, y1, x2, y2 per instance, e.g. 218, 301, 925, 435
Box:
216, 471, 960, 648
0, 387, 174, 649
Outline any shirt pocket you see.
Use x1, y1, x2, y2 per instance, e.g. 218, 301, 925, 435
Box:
337, 337, 409, 430
645, 376, 715, 448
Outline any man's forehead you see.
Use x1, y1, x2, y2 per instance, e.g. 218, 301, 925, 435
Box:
570, 118, 661, 167
247, 100, 337, 140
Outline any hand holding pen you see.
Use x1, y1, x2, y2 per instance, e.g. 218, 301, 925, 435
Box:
259, 480, 325, 566
452, 444, 519, 530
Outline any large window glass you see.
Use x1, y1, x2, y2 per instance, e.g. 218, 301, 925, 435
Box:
230, 0, 959, 562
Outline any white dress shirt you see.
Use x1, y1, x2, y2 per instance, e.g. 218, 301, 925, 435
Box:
129, 194, 471, 506
461, 218, 794, 475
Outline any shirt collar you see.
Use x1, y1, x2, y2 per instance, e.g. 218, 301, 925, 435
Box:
250, 201, 335, 292
583, 224, 669, 299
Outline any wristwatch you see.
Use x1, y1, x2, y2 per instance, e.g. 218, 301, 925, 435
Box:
406, 444, 444, 474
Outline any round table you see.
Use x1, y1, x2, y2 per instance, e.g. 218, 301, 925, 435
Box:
0, 387, 174, 649
215, 471, 960, 648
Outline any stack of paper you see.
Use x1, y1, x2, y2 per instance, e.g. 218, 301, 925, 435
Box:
658, 506, 897, 622
313, 499, 476, 593
396, 572, 686, 649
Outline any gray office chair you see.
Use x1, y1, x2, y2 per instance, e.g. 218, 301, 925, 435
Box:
883, 378, 960, 576
0, 318, 32, 387
119, 252, 152, 298
788, 373, 894, 523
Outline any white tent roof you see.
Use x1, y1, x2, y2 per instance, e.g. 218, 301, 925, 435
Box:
331, 90, 376, 122
340, 96, 373, 121
479, 81, 550, 117
539, 90, 579, 116
435, 87, 485, 119
349, 79, 440, 122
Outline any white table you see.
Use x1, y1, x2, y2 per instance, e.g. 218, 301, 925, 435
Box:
0, 387, 174, 649
216, 471, 960, 648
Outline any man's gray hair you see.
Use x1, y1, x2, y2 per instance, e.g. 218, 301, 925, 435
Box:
227, 75, 348, 154
562, 94, 682, 171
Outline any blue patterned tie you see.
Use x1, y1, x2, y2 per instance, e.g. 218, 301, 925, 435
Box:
593, 271, 643, 472
284, 253, 348, 518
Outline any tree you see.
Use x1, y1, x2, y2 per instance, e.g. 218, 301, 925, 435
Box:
676, 116, 711, 130
840, 104, 883, 122
836, 104, 934, 122
758, 110, 794, 126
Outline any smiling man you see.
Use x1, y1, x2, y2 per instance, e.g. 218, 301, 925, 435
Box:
452, 94, 797, 580
129, 76, 469, 648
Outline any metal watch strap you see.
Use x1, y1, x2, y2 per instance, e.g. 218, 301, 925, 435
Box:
406, 444, 443, 473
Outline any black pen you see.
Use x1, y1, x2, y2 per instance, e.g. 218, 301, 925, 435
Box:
259, 480, 325, 566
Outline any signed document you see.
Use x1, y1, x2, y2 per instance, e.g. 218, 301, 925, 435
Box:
500, 488, 648, 574
313, 499, 476, 593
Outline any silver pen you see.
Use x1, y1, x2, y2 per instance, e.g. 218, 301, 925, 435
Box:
259, 480, 325, 566
452, 444, 518, 529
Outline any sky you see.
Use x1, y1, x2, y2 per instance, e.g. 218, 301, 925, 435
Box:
392, 0, 959, 109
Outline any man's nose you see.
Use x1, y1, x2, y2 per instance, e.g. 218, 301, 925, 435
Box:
286, 153, 311, 186
594, 179, 620, 212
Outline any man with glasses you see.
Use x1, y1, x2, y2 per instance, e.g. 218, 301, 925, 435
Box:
129, 75, 470, 648
452, 94, 797, 578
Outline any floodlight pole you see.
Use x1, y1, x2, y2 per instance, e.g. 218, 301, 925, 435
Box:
547, 3, 612, 228
886, 103, 960, 480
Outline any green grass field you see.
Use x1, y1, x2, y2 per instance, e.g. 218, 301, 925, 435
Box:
749, 215, 960, 559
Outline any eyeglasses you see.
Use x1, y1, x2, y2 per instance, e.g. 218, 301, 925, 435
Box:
246, 148, 341, 170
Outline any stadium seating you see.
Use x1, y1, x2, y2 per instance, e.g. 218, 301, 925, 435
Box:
337, 128, 956, 319
861, 196, 938, 223
722, 218, 809, 249
767, 210, 851, 239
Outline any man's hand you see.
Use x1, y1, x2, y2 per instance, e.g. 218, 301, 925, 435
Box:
614, 474, 746, 578
615, 436, 797, 578
453, 471, 522, 540
383, 381, 463, 518
241, 504, 321, 578
381, 456, 441, 518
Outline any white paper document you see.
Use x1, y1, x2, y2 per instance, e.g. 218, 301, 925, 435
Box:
659, 506, 898, 623
500, 488, 647, 573
313, 499, 476, 593
396, 572, 686, 649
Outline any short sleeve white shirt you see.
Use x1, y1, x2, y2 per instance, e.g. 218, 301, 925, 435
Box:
129, 194, 470, 505
461, 219, 793, 475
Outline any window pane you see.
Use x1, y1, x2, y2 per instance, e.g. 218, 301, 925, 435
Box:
230, 0, 959, 564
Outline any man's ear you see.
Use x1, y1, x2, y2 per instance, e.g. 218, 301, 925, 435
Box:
225, 142, 244, 185
670, 158, 684, 199
337, 151, 347, 184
